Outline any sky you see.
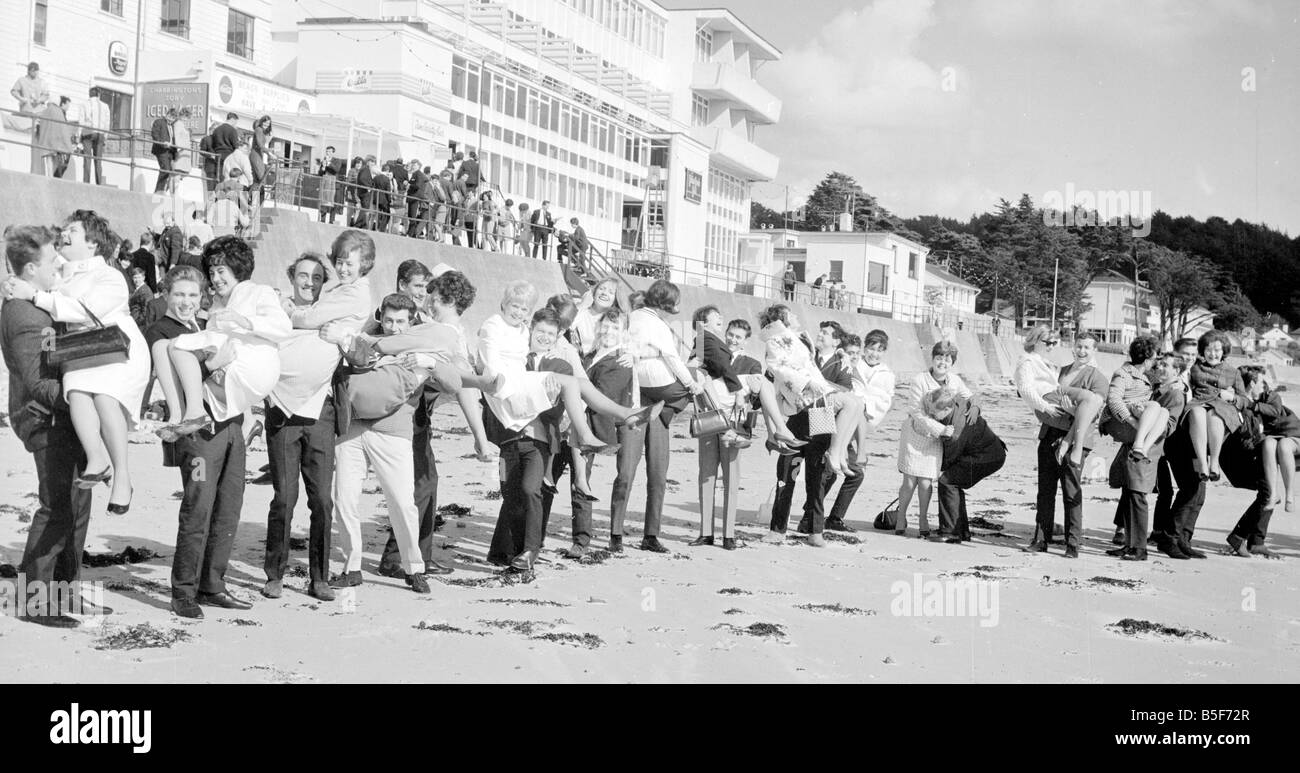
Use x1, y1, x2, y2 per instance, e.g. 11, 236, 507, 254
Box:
656, 0, 1300, 235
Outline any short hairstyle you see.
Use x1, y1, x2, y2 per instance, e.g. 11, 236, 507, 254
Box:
1074, 330, 1099, 345
65, 209, 113, 257
1197, 330, 1231, 357
4, 225, 57, 276
931, 340, 959, 360
428, 270, 476, 315
1239, 365, 1267, 391
286, 251, 326, 281
380, 292, 417, 317
1127, 335, 1160, 365
692, 305, 721, 327
758, 304, 793, 329
130, 266, 146, 277
501, 280, 539, 310
226, 112, 239, 121
531, 307, 562, 331
542, 200, 551, 207
161, 264, 205, 294
864, 329, 889, 350
819, 320, 847, 346
329, 229, 375, 276
1023, 324, 1058, 352
570, 217, 580, 226
598, 308, 624, 326
546, 293, 578, 328
325, 145, 336, 152
187, 235, 202, 250
202, 235, 255, 282
1156, 352, 1190, 374
922, 388, 959, 417
1174, 337, 1198, 352
727, 319, 752, 337
842, 333, 862, 349
627, 291, 645, 310
140, 231, 154, 246
396, 258, 431, 288
518, 202, 530, 213
642, 280, 680, 314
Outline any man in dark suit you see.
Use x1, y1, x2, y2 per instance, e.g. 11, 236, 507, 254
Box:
151, 107, 177, 193
354, 156, 376, 229
936, 394, 1007, 543
404, 160, 430, 238
531, 200, 555, 260
727, 320, 763, 377
1025, 332, 1109, 557
132, 231, 160, 293
1, 226, 96, 627
158, 213, 184, 272
1151, 338, 1204, 559
372, 161, 393, 233
209, 112, 241, 181
769, 324, 853, 543
457, 150, 481, 193
568, 217, 591, 275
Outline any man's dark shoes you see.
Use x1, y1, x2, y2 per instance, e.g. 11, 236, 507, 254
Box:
329, 571, 363, 588
824, 517, 856, 533
1121, 549, 1148, 561
376, 563, 405, 579
1105, 546, 1130, 557
423, 559, 454, 575
1157, 538, 1190, 560
1178, 540, 1207, 559
688, 535, 715, 547
308, 582, 335, 602
1022, 540, 1049, 553
608, 535, 623, 553
1112, 528, 1126, 545
197, 591, 253, 610
639, 537, 670, 553
406, 573, 431, 594
1064, 544, 1080, 559
171, 597, 203, 619
722, 537, 738, 551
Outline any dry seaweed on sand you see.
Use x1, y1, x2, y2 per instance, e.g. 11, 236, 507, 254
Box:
1089, 576, 1143, 589
438, 504, 472, 516
289, 537, 308, 550
723, 608, 745, 615
1106, 619, 1221, 641
103, 578, 168, 595
717, 587, 752, 596
416, 621, 488, 636
795, 603, 877, 616
0, 563, 18, 579
226, 618, 261, 627
712, 622, 786, 638
530, 632, 603, 649
484, 490, 503, 501
96, 623, 191, 650
967, 516, 1004, 531
822, 531, 860, 545
475, 598, 568, 608
478, 619, 560, 636
81, 546, 162, 567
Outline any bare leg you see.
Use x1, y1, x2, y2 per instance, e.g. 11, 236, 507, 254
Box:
1131, 403, 1169, 458
68, 391, 110, 474
95, 393, 132, 507
896, 475, 917, 534
151, 339, 185, 421
853, 413, 871, 467
1206, 413, 1226, 477
1188, 406, 1209, 476
1278, 437, 1297, 511
570, 445, 594, 498
167, 343, 210, 424
750, 379, 802, 445
825, 391, 864, 473
1063, 391, 1103, 466
916, 478, 934, 533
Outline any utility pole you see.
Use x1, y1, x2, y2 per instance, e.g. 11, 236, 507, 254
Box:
1051, 252, 1060, 329
129, 0, 144, 190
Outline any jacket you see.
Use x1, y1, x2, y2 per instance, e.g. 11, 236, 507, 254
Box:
150, 116, 174, 157
941, 397, 1007, 487
1, 299, 68, 452
694, 329, 741, 393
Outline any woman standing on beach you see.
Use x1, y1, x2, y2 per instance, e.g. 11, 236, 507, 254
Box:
897, 341, 972, 536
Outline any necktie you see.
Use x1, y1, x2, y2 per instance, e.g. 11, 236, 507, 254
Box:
526, 352, 537, 371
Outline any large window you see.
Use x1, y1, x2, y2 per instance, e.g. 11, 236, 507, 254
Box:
867, 262, 890, 295
161, 0, 191, 39
33, 0, 48, 45
908, 252, 918, 279
101, 0, 123, 15
695, 26, 713, 63
98, 88, 132, 132
830, 261, 844, 282
227, 9, 254, 59
691, 94, 709, 127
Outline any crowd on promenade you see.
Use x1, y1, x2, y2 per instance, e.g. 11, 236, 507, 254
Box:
0, 210, 1293, 627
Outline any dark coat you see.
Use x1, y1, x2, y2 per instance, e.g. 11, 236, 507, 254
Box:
941, 398, 1007, 488
694, 329, 741, 393
733, 353, 763, 376
150, 116, 174, 157
1, 299, 68, 453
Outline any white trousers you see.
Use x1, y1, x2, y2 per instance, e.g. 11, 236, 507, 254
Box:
333, 425, 423, 575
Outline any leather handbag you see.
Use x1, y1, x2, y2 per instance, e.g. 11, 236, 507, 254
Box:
806, 396, 836, 436
873, 498, 900, 530
48, 302, 131, 372
689, 390, 731, 439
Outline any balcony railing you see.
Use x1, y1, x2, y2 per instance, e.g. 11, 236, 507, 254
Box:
691, 61, 782, 124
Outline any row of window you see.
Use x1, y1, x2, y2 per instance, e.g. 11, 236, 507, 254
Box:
448, 111, 647, 191
49, 1, 257, 60
471, 146, 621, 224
451, 57, 653, 167
704, 222, 740, 274
560, 0, 667, 58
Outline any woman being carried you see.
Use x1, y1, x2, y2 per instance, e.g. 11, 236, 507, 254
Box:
757, 304, 864, 476
1184, 331, 1247, 481
1014, 325, 1104, 467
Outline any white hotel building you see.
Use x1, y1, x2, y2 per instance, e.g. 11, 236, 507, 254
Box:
4, 1, 783, 288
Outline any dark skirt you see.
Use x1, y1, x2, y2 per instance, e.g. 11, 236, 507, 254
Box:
1186, 398, 1243, 433
641, 382, 691, 427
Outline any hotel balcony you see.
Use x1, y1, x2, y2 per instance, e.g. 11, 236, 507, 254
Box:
691, 61, 782, 125
689, 125, 779, 182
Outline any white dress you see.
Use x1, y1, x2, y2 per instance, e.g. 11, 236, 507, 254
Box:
44, 258, 151, 421
172, 281, 291, 421
478, 313, 555, 431
897, 370, 973, 479
763, 329, 835, 416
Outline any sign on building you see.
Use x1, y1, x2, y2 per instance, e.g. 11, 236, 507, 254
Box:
684, 169, 702, 204
140, 82, 209, 136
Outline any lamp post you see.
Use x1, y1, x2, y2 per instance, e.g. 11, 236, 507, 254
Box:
1050, 253, 1060, 329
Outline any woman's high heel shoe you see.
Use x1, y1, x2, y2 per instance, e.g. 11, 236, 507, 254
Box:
75, 468, 113, 490
107, 489, 134, 516
773, 434, 807, 448
765, 439, 799, 456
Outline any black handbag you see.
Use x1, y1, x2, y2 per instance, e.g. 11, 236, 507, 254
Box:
689, 390, 731, 439
873, 498, 900, 530
47, 302, 131, 372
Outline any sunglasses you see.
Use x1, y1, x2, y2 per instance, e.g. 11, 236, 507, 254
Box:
1045, 339, 1061, 347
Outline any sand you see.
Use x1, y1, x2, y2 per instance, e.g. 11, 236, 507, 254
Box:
0, 379, 1297, 684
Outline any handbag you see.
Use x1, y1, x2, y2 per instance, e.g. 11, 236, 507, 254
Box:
48, 301, 131, 372
689, 390, 731, 439
806, 396, 836, 436
873, 498, 899, 531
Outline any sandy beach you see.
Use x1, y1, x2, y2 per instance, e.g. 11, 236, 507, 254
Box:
0, 376, 1297, 684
